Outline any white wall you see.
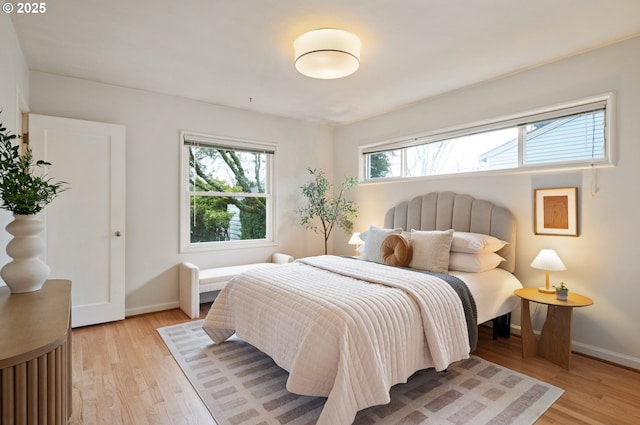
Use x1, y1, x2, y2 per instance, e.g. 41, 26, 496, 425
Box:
0, 14, 30, 282
9, 11, 640, 368
28, 72, 333, 315
333, 36, 640, 369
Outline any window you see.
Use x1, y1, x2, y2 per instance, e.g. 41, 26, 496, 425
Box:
363, 94, 612, 181
180, 132, 275, 251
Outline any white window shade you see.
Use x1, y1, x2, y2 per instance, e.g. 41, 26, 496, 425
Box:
361, 93, 613, 181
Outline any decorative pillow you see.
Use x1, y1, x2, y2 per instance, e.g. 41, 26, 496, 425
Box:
449, 252, 505, 273
360, 226, 401, 263
408, 229, 454, 273
450, 232, 507, 254
380, 234, 413, 267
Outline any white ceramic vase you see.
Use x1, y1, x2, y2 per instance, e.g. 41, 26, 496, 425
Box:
0, 214, 50, 293
556, 289, 568, 301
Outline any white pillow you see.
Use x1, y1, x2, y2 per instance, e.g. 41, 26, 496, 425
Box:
449, 252, 505, 273
408, 229, 454, 273
450, 232, 507, 254
360, 226, 401, 263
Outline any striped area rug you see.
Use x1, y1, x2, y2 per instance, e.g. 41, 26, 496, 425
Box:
158, 320, 563, 425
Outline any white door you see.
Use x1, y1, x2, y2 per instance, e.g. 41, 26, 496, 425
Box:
29, 114, 126, 327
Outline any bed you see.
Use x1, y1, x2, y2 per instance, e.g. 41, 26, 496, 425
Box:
383, 191, 520, 330
202, 191, 522, 425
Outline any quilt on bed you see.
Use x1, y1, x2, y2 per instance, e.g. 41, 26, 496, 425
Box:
202, 255, 475, 425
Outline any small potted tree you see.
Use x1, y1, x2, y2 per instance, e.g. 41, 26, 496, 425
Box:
297, 168, 358, 255
0, 116, 68, 293
554, 282, 569, 301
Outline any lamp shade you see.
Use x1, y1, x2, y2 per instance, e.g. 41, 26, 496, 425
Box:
294, 29, 361, 79
348, 232, 364, 245
530, 249, 566, 271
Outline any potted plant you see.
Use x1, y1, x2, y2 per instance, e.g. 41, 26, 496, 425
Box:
554, 282, 569, 301
298, 168, 358, 255
0, 116, 68, 293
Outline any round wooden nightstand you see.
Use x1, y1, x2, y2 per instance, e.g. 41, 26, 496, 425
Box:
514, 287, 593, 369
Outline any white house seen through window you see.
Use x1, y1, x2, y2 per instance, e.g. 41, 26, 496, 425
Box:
363, 94, 611, 181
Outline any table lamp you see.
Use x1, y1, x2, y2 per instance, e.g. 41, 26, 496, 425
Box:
348, 232, 364, 256
530, 249, 566, 293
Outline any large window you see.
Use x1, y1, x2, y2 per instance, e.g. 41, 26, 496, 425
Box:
363, 94, 612, 181
180, 132, 275, 251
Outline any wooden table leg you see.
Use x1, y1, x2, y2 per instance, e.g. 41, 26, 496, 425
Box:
538, 305, 573, 369
520, 298, 538, 358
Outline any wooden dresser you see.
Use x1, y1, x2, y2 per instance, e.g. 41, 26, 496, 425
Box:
0, 280, 72, 425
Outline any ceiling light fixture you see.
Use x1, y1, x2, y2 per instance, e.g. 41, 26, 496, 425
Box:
294, 29, 361, 79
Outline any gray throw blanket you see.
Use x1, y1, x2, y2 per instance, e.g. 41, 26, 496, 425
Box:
411, 270, 478, 351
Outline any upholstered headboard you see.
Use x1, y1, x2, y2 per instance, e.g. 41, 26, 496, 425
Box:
384, 191, 516, 272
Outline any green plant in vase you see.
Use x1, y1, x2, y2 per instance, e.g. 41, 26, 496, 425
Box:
553, 281, 569, 301
0, 114, 68, 293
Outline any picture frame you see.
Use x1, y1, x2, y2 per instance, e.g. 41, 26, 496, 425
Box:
534, 187, 578, 236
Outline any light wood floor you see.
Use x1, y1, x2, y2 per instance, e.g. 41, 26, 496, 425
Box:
71, 304, 640, 425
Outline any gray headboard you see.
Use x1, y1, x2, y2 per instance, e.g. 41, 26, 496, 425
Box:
384, 191, 516, 272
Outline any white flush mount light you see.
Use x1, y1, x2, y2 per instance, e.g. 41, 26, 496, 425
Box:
294, 29, 361, 79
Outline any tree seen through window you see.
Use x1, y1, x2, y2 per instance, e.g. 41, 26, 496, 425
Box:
188, 144, 268, 243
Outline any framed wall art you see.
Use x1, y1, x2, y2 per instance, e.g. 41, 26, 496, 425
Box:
534, 187, 578, 236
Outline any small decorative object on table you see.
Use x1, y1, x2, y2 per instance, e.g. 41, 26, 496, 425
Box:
0, 115, 68, 293
554, 282, 569, 301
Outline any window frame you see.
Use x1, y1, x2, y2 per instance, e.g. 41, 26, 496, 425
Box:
180, 131, 277, 253
360, 93, 614, 182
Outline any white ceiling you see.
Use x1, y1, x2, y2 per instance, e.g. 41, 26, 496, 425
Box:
11, 0, 640, 126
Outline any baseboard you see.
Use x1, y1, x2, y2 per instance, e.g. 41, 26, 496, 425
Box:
125, 301, 180, 317
571, 341, 640, 371
510, 324, 640, 371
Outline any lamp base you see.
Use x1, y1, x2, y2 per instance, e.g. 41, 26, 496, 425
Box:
538, 287, 555, 294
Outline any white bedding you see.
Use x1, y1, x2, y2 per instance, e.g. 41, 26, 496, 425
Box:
202, 255, 471, 425
451, 268, 522, 324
